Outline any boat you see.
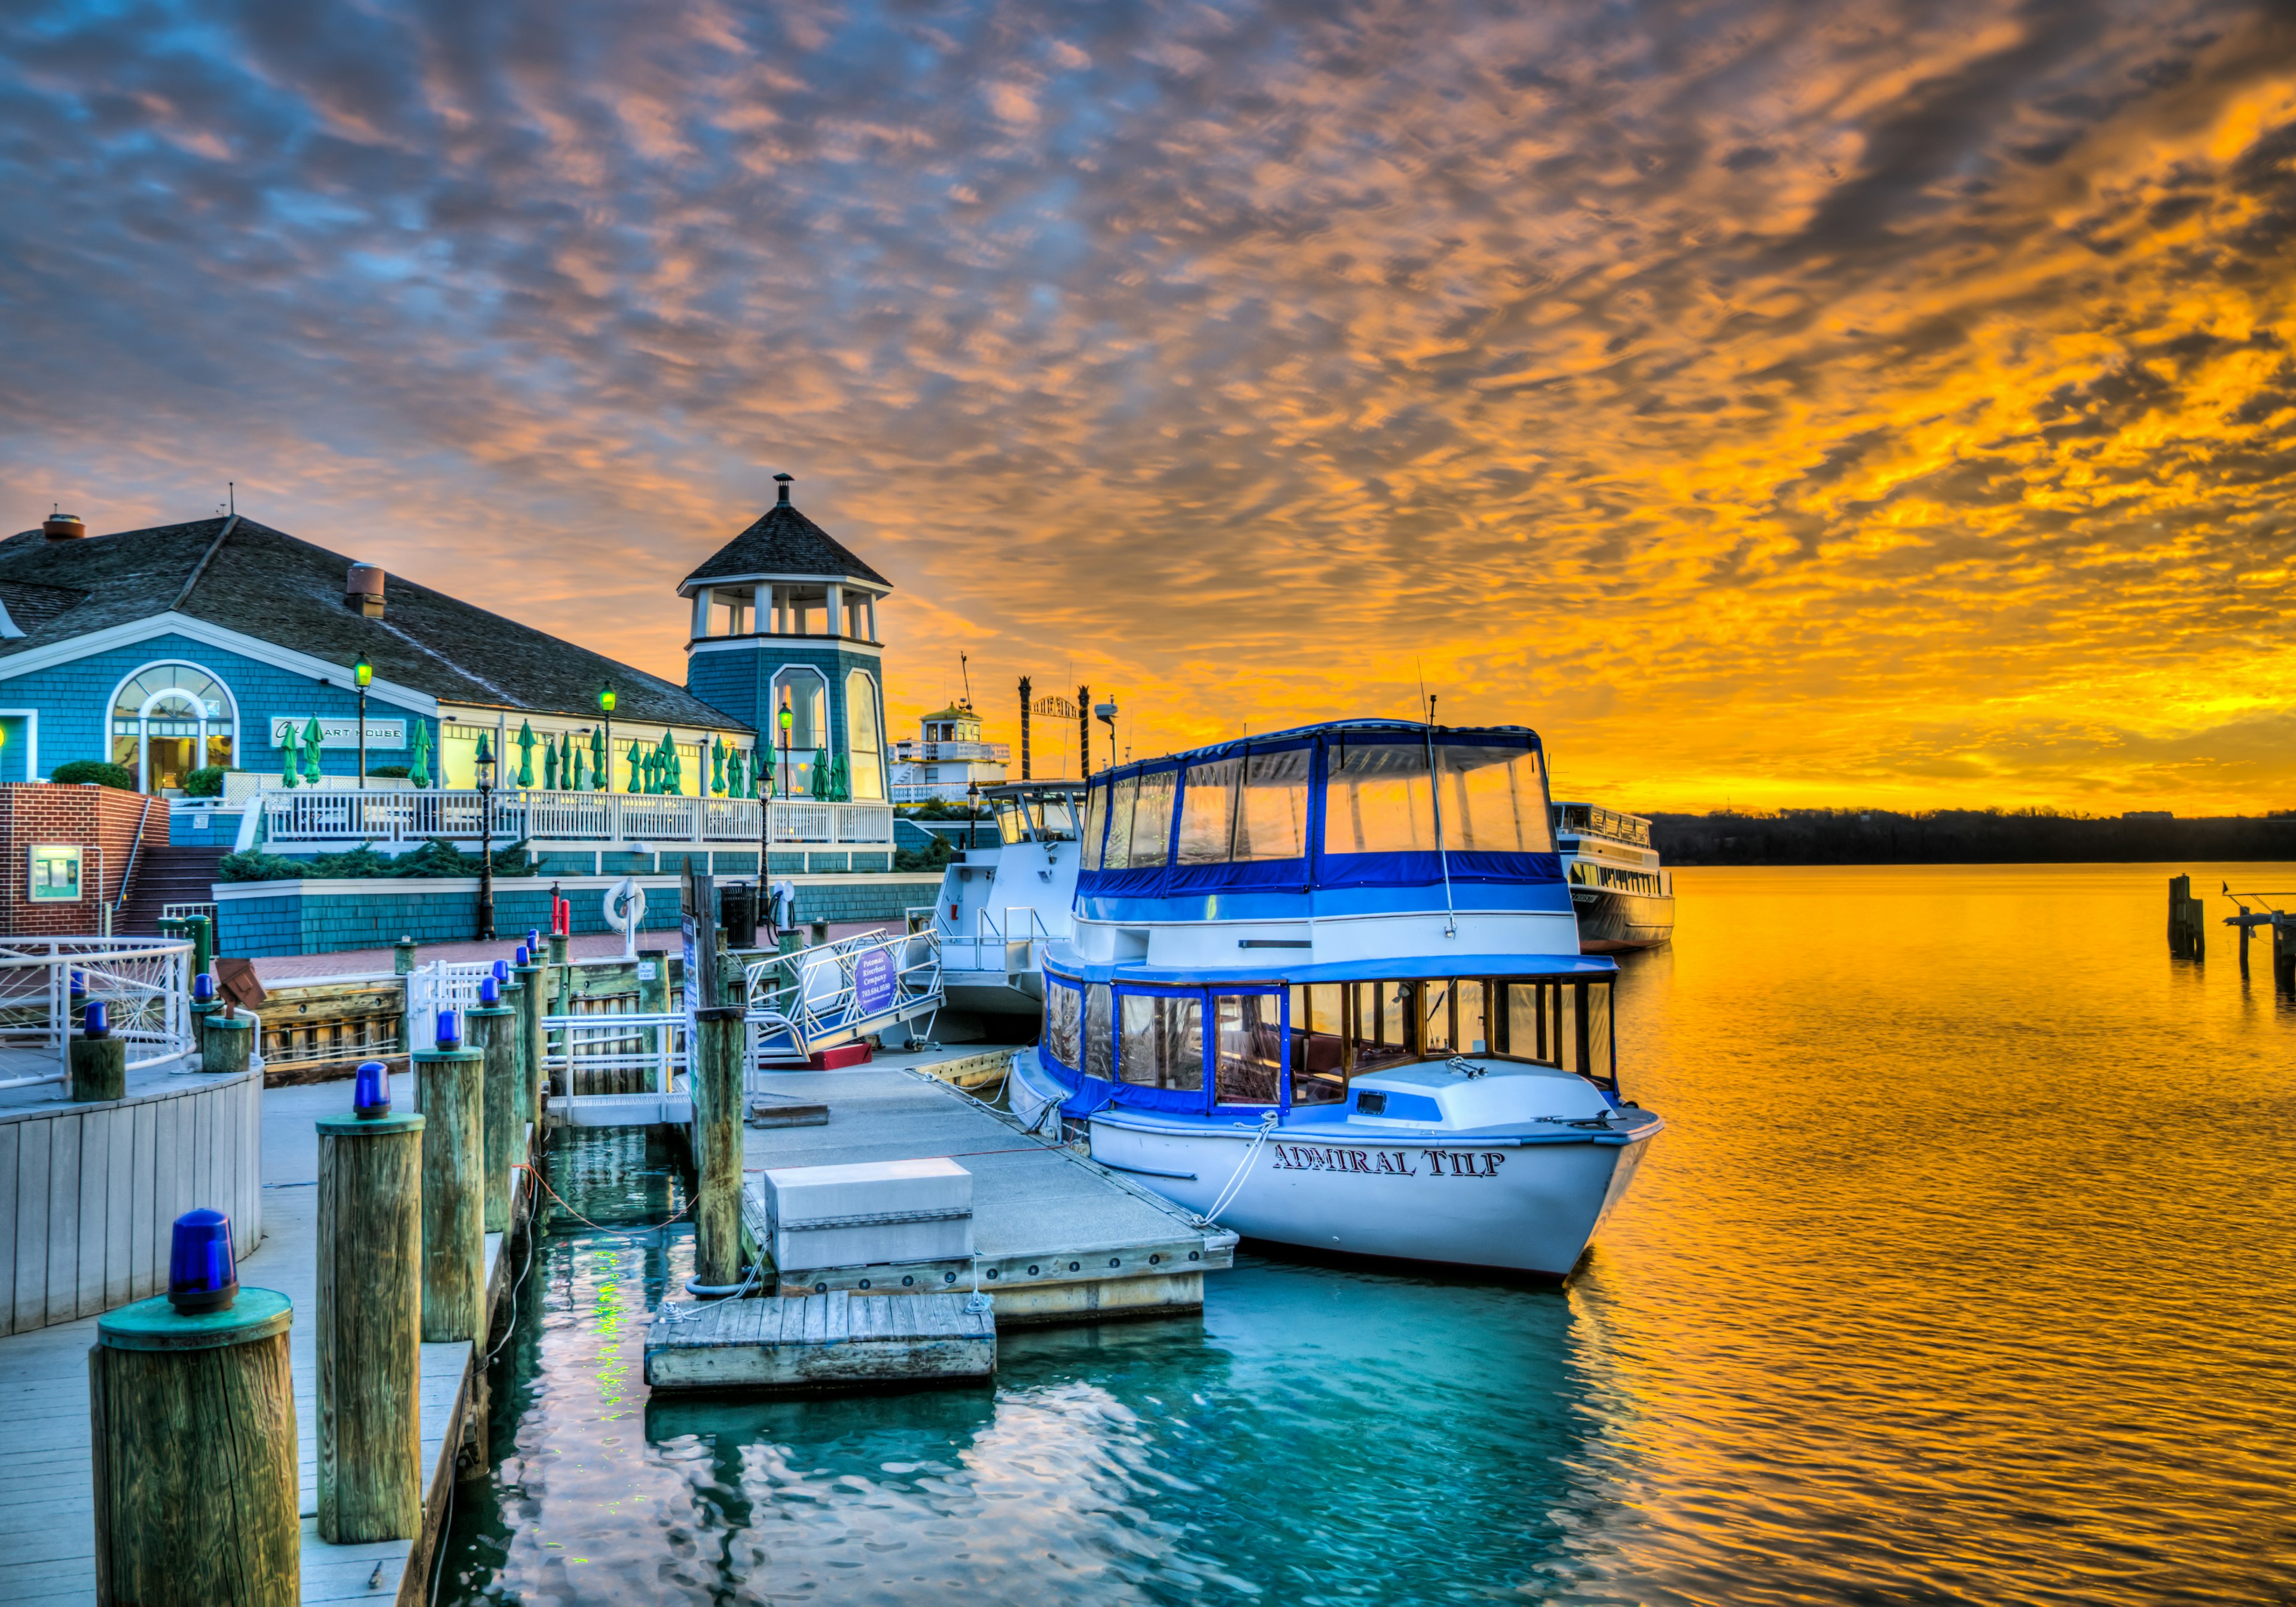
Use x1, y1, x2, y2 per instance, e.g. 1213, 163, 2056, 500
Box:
1008, 720, 1662, 1278
1553, 802, 1674, 952
923, 780, 1086, 1018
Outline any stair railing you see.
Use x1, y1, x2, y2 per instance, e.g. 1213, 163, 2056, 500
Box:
113, 797, 155, 925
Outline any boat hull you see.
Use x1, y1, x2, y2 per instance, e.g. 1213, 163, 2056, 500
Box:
1571, 885, 1675, 952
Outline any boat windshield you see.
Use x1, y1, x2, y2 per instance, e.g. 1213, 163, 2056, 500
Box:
994, 792, 1082, 845
1042, 971, 1618, 1105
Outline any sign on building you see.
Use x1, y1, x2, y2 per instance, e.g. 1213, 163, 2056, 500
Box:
28, 844, 81, 902
268, 717, 408, 750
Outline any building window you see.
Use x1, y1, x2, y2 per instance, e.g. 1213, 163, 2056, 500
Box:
109, 662, 235, 793
770, 667, 829, 796
845, 671, 884, 801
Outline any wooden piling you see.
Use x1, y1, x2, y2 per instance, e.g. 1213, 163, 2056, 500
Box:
71, 1034, 127, 1102
466, 1004, 518, 1233
514, 961, 546, 1119
315, 1112, 423, 1542
500, 977, 530, 1126
89, 1290, 299, 1606
693, 1004, 747, 1289
2276, 918, 2295, 992
199, 1010, 255, 1076
548, 934, 572, 1095
414, 1046, 486, 1342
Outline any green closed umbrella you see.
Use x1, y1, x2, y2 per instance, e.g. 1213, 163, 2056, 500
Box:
590, 726, 607, 791
409, 720, 432, 789
710, 735, 725, 796
543, 732, 558, 790
627, 740, 644, 793
279, 722, 299, 789
515, 720, 536, 789
301, 716, 324, 783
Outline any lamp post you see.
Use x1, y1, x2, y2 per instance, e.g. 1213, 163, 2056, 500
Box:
353, 655, 372, 789
966, 780, 979, 851
778, 691, 793, 803
474, 734, 497, 941
598, 683, 615, 792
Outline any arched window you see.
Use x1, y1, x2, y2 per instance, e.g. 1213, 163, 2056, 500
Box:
845, 671, 884, 801
109, 663, 236, 792
768, 667, 829, 797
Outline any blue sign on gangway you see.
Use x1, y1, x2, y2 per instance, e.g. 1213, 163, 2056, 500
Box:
853, 948, 896, 1017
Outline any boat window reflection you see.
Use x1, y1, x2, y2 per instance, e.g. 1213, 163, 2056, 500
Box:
1082, 783, 1108, 870
1236, 748, 1311, 860
1129, 771, 1176, 867
1437, 745, 1553, 853
1084, 984, 1114, 1082
1324, 742, 1434, 855
1104, 778, 1139, 870
1177, 758, 1239, 863
1289, 983, 1349, 1105
1119, 992, 1205, 1090
1214, 994, 1283, 1104
1046, 980, 1083, 1070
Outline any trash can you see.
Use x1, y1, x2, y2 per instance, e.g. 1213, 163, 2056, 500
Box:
719, 881, 757, 949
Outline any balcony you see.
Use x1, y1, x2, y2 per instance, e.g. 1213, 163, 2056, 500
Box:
254, 788, 893, 852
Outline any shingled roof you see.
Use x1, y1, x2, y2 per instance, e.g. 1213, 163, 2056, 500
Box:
0, 516, 750, 733
680, 487, 890, 591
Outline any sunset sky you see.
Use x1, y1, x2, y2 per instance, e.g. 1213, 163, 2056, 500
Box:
8, 0, 2296, 812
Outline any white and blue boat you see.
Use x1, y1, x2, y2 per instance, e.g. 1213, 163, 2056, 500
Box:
1009, 719, 1663, 1279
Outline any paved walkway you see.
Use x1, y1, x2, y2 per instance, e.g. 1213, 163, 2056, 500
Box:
0, 1073, 516, 1606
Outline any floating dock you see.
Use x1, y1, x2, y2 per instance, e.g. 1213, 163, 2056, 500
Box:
643, 1288, 993, 1392
734, 1056, 1237, 1324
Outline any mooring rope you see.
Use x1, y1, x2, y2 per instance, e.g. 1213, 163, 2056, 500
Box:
1195, 1108, 1280, 1227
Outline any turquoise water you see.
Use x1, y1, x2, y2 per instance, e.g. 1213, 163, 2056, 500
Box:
441, 865, 2296, 1604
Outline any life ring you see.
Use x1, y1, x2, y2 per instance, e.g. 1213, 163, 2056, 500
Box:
604, 878, 646, 949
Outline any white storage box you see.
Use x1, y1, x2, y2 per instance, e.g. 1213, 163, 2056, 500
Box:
762, 1157, 974, 1273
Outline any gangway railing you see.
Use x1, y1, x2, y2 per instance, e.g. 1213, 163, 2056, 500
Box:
743, 926, 942, 1081
926, 904, 1065, 976
0, 936, 196, 1091
543, 1012, 686, 1095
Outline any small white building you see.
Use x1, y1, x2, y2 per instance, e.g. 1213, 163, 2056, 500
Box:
889, 702, 1009, 803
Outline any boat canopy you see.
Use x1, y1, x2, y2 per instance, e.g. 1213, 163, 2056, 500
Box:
1076, 720, 1563, 916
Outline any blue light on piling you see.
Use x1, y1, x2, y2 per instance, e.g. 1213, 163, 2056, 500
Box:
479, 976, 500, 1006
166, 1208, 238, 1314
515, 945, 530, 967
69, 969, 86, 1001
193, 971, 216, 1004
436, 1008, 460, 1050
84, 1000, 109, 1038
491, 959, 510, 985
353, 1059, 390, 1119
527, 928, 541, 952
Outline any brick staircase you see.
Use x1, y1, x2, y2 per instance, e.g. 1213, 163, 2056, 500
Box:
118, 845, 229, 936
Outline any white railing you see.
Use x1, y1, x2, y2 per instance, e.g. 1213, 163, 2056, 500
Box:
406, 960, 493, 1052
161, 901, 220, 925
259, 789, 893, 851
542, 1012, 686, 1094
743, 927, 942, 1077
0, 937, 196, 1089
929, 904, 1066, 975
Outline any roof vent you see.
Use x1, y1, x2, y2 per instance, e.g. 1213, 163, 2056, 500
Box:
774, 472, 793, 507
42, 512, 86, 541
346, 561, 386, 618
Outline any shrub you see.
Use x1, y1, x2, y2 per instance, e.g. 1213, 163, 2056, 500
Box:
218, 838, 538, 882
894, 836, 958, 873
181, 766, 228, 798
367, 765, 411, 779
49, 759, 136, 790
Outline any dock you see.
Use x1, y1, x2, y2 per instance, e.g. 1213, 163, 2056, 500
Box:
643, 1288, 993, 1392
734, 1055, 1236, 1323
0, 1073, 531, 1607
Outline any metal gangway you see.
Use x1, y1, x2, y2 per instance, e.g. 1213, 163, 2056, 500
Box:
743, 925, 942, 1081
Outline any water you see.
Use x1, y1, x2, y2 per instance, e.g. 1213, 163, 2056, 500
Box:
441, 865, 2296, 1604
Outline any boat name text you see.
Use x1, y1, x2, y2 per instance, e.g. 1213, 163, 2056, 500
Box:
1268, 1144, 1505, 1179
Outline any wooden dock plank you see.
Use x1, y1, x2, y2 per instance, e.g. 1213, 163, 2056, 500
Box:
644, 1289, 995, 1394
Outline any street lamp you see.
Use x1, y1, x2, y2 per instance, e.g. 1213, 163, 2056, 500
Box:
474, 732, 497, 940
598, 683, 615, 792
778, 689, 793, 802
353, 655, 372, 789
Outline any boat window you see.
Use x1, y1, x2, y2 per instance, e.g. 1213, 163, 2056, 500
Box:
1582, 982, 1613, 1087
1501, 981, 1562, 1068
1176, 759, 1239, 863
1045, 980, 1083, 1071
1103, 777, 1139, 870
1349, 982, 1416, 1074
1082, 783, 1109, 871
1323, 742, 1434, 855
1437, 745, 1553, 854
995, 799, 1028, 845
1213, 993, 1283, 1104
1129, 771, 1176, 867
1287, 983, 1349, 1105
1235, 747, 1312, 860
1084, 984, 1114, 1081
1119, 992, 1205, 1091
1036, 795, 1080, 842
1455, 979, 1488, 1056
1418, 980, 1452, 1056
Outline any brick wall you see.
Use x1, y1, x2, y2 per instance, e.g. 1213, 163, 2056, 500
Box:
0, 783, 170, 936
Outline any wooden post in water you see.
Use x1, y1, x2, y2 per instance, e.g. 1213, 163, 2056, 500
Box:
514, 960, 546, 1119
416, 1040, 486, 1341
2275, 916, 2296, 992
315, 1110, 423, 1542
199, 1010, 255, 1077
693, 1003, 746, 1289
89, 1290, 299, 1606
71, 1031, 127, 1102
548, 933, 572, 1097
467, 1003, 518, 1233
500, 976, 530, 1126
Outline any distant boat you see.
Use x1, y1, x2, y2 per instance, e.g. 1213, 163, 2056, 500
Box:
1553, 803, 1674, 952
924, 780, 1086, 1018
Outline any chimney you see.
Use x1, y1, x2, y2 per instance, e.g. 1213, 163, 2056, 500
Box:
774, 472, 793, 507
346, 561, 386, 618
42, 512, 86, 540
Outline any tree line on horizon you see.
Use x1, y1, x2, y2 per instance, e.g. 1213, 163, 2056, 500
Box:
1645, 808, 2296, 866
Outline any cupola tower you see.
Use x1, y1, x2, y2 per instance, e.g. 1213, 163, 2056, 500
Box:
680, 475, 891, 801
